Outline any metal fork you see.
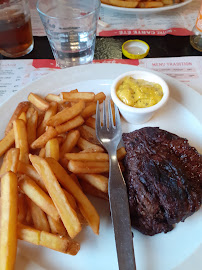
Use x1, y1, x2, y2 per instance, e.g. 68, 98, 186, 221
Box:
96, 100, 136, 270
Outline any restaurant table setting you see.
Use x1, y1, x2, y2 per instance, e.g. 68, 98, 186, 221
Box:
0, 56, 202, 105
29, 0, 200, 37
0, 0, 202, 270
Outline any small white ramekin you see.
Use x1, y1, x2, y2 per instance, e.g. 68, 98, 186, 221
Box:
111, 70, 169, 124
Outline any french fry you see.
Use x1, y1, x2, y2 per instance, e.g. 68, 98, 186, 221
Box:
27, 198, 50, 232
28, 93, 50, 111
36, 111, 45, 130
39, 147, 46, 158
0, 148, 20, 176
2, 148, 20, 174
59, 157, 69, 168
77, 210, 88, 226
37, 102, 58, 137
137, 1, 164, 8
25, 208, 33, 225
85, 116, 96, 129
47, 100, 85, 126
162, 0, 173, 4
117, 147, 127, 160
26, 107, 38, 146
17, 161, 47, 192
0, 172, 18, 270
45, 94, 63, 104
18, 193, 27, 223
101, 0, 138, 8
60, 130, 80, 158
13, 119, 29, 164
45, 157, 100, 235
78, 174, 108, 193
65, 152, 109, 161
80, 149, 96, 154
18, 174, 60, 221
55, 115, 84, 134
80, 148, 104, 153
0, 198, 1, 221
101, 0, 177, 8
70, 173, 82, 189
65, 147, 125, 161
94, 92, 106, 104
29, 155, 82, 239
5, 101, 30, 135
18, 111, 27, 123
81, 103, 97, 119
70, 89, 78, 93
31, 126, 57, 149
60, 92, 95, 102
78, 125, 100, 145
45, 138, 59, 161
0, 129, 15, 158
47, 215, 67, 236
17, 223, 40, 245
62, 189, 77, 211
119, 161, 125, 172
110, 100, 116, 125
39, 231, 80, 255
0, 153, 8, 176
57, 102, 71, 112
77, 137, 104, 152
68, 160, 109, 174
0, 88, 116, 265
56, 136, 65, 146
79, 179, 109, 201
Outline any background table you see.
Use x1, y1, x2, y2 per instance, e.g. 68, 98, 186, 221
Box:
0, 35, 201, 61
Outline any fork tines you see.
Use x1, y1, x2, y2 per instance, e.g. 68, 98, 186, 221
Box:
96, 100, 120, 129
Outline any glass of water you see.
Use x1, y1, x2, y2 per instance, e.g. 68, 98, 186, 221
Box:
37, 0, 100, 68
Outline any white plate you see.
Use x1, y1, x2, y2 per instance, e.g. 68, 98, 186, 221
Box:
0, 64, 201, 270
101, 0, 192, 14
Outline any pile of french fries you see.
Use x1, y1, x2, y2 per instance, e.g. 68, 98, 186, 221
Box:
0, 89, 126, 269
101, 0, 184, 9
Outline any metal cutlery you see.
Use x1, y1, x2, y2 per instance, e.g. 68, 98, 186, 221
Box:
96, 100, 136, 270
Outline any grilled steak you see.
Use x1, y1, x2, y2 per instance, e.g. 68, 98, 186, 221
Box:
122, 127, 202, 236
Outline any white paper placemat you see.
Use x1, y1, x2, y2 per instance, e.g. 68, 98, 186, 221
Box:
1, 56, 201, 105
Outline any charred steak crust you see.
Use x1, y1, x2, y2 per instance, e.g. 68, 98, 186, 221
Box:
122, 127, 202, 236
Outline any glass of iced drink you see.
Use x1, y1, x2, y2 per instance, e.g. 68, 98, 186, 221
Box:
37, 0, 100, 68
0, 0, 34, 58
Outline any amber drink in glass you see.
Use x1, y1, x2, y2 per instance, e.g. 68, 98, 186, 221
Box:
0, 0, 34, 57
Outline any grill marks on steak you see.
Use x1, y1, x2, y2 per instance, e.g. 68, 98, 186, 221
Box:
122, 127, 202, 236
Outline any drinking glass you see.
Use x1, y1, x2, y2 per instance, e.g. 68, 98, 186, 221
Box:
0, 0, 34, 57
37, 0, 101, 68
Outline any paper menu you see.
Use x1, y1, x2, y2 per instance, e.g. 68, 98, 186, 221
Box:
0, 60, 57, 105
0, 57, 201, 106
138, 57, 202, 93
29, 0, 201, 37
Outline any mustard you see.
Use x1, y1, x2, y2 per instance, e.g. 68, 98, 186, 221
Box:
116, 77, 163, 108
